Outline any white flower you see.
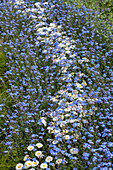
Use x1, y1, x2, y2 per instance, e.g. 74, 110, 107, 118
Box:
68, 93, 72, 97
24, 161, 32, 168
52, 140, 58, 144
76, 83, 82, 88
31, 160, 39, 167
82, 57, 89, 62
29, 168, 35, 170
43, 2, 48, 5
65, 50, 71, 54
45, 156, 53, 162
69, 119, 76, 123
53, 117, 58, 121
58, 115, 64, 120
35, 151, 42, 158
36, 143, 43, 148
40, 163, 48, 169
70, 148, 79, 154
59, 121, 67, 127
54, 129, 61, 133
35, 2, 41, 7
16, 163, 23, 170
56, 159, 62, 164
64, 108, 71, 112
27, 145, 34, 151
40, 117, 47, 126
64, 135, 70, 140
63, 129, 69, 133
82, 81, 87, 86
31, 8, 38, 13
50, 23, 56, 27
23, 155, 30, 161
65, 114, 70, 117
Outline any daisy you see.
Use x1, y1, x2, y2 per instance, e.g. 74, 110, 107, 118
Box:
68, 93, 72, 97
63, 129, 69, 133
35, 151, 42, 158
45, 156, 53, 162
53, 117, 58, 121
64, 108, 71, 112
52, 140, 58, 144
16, 163, 23, 170
76, 83, 82, 88
36, 143, 43, 148
40, 162, 48, 169
27, 145, 34, 151
64, 135, 70, 140
24, 160, 32, 168
40, 117, 47, 127
23, 155, 30, 161
70, 148, 79, 154
56, 159, 62, 164
59, 115, 64, 120
82, 81, 87, 86
31, 160, 39, 167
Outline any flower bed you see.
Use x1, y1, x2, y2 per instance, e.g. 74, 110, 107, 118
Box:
0, 0, 113, 169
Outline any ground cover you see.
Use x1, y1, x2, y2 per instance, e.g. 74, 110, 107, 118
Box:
0, 0, 113, 169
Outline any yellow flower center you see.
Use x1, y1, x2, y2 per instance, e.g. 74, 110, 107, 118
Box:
43, 165, 46, 167
37, 152, 40, 155
18, 165, 22, 168
34, 162, 37, 164
28, 163, 31, 165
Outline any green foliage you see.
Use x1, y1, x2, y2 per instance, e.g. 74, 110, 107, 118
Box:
0, 147, 19, 170
64, 0, 113, 22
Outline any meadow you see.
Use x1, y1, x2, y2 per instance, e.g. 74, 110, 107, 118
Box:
0, 0, 113, 169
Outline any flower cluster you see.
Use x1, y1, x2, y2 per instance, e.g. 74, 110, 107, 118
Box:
0, 0, 112, 169
16, 141, 64, 170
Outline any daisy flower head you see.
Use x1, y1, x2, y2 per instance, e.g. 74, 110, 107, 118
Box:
32, 160, 39, 167
36, 143, 43, 148
40, 162, 48, 169
63, 129, 69, 133
23, 155, 30, 161
27, 145, 34, 151
24, 160, 32, 168
82, 81, 87, 86
52, 140, 58, 144
56, 159, 62, 164
35, 151, 42, 158
16, 163, 23, 170
45, 156, 53, 162
40, 117, 47, 126
64, 135, 70, 140
76, 83, 82, 89
70, 148, 79, 154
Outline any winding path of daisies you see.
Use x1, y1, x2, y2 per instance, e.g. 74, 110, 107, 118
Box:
0, 0, 112, 170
